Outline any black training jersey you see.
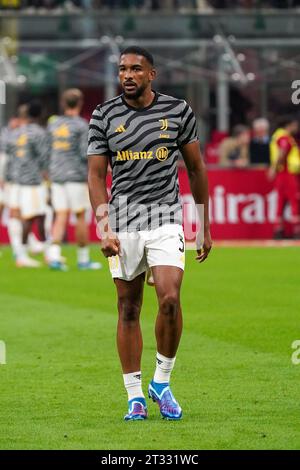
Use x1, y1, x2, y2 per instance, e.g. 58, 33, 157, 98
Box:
88, 92, 198, 231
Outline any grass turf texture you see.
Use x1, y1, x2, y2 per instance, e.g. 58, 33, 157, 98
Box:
0, 245, 299, 450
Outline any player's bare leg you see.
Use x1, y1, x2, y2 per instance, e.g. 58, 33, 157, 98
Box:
75, 210, 88, 247
115, 274, 147, 420
47, 210, 68, 270
153, 266, 183, 357
52, 210, 69, 243
36, 215, 46, 243
22, 217, 34, 245
115, 274, 145, 373
148, 265, 183, 420
22, 215, 46, 246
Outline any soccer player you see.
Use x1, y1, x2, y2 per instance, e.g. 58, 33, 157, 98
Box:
270, 117, 300, 239
1, 110, 46, 260
88, 46, 212, 421
47, 89, 101, 271
9, 101, 49, 267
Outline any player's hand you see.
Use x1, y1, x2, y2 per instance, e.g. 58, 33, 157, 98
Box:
101, 232, 121, 258
196, 230, 212, 263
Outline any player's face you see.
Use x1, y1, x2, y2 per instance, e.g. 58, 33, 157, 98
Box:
119, 54, 156, 99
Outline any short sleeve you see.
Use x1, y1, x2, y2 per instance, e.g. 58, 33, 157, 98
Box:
177, 101, 198, 147
87, 107, 109, 156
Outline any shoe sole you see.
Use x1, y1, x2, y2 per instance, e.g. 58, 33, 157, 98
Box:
49, 265, 68, 272
124, 415, 147, 421
148, 390, 182, 421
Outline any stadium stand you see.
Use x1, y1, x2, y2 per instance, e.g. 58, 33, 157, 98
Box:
1, 0, 300, 10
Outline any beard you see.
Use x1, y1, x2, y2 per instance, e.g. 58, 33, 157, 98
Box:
123, 83, 147, 100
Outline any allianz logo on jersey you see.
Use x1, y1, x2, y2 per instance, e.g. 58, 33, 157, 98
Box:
116, 147, 169, 162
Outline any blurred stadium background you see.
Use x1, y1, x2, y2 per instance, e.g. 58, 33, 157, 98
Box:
1, 0, 300, 452
1, 0, 300, 240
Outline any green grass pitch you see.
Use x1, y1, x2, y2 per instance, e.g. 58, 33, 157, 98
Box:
0, 244, 299, 450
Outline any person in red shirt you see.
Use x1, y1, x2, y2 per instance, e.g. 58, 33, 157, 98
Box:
269, 117, 300, 239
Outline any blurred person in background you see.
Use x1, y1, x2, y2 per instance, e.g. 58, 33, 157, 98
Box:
219, 124, 250, 168
0, 110, 38, 264
0, 117, 20, 249
269, 116, 300, 239
9, 101, 49, 267
204, 130, 228, 165
47, 88, 101, 271
249, 117, 270, 166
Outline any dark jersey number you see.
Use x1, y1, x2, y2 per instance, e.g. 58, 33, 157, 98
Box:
178, 234, 185, 253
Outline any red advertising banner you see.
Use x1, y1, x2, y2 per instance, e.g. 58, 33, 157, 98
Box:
0, 168, 291, 243
179, 167, 288, 240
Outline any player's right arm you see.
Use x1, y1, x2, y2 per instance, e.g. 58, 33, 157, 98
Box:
88, 106, 120, 257
88, 155, 120, 258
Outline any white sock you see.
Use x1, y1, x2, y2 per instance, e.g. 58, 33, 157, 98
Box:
47, 243, 61, 262
28, 232, 39, 245
28, 233, 45, 252
77, 246, 89, 264
153, 352, 176, 384
123, 371, 144, 401
7, 218, 22, 256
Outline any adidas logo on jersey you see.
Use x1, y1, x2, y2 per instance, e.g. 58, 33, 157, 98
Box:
115, 125, 126, 133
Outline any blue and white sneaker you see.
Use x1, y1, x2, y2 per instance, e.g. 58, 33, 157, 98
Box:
78, 261, 102, 271
49, 260, 68, 272
124, 397, 148, 421
148, 380, 182, 420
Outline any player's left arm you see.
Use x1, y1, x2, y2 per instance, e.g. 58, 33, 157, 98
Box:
180, 141, 212, 263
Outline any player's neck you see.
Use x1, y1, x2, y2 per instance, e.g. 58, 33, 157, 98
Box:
123, 89, 155, 110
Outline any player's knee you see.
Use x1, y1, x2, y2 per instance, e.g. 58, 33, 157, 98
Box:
159, 293, 180, 319
118, 298, 141, 323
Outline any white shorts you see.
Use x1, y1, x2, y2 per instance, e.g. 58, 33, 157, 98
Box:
108, 224, 185, 281
19, 185, 47, 219
4, 183, 20, 210
51, 182, 90, 213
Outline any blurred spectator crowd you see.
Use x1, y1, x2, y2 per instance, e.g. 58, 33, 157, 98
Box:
1, 0, 300, 11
